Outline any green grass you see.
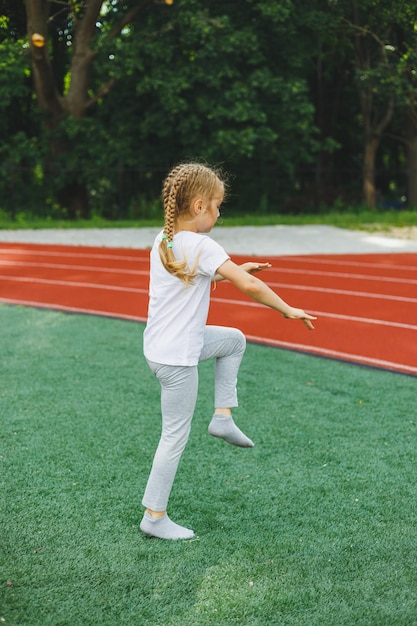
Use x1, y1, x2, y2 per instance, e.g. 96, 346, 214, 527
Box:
0, 208, 417, 231
1, 304, 416, 625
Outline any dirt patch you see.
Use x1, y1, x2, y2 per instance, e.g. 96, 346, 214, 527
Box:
382, 226, 417, 241
364, 225, 417, 241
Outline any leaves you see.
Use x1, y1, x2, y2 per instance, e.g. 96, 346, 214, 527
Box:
1, 0, 417, 216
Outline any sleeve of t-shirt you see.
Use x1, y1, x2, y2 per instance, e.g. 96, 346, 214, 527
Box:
198, 236, 230, 277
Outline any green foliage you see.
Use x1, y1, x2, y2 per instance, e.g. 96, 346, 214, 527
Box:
89, 0, 322, 214
1, 0, 417, 218
0, 30, 33, 138
0, 13, 47, 217
1, 209, 416, 232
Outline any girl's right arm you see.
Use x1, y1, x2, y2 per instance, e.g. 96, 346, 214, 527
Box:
212, 261, 271, 283
216, 259, 316, 330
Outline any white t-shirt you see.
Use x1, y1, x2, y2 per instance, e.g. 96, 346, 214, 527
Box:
143, 230, 230, 366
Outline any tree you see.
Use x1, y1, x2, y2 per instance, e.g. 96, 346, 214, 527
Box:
4, 0, 412, 219
341, 1, 395, 209
391, 12, 417, 208
105, 0, 321, 214
0, 4, 44, 218
336, 0, 417, 209
23, 0, 173, 218
403, 49, 417, 207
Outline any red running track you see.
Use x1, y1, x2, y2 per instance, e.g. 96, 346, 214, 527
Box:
0, 242, 416, 377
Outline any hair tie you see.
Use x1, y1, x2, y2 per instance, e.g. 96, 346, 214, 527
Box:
161, 233, 173, 248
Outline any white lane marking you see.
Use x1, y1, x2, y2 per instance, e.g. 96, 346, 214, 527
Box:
269, 267, 417, 285
1, 276, 414, 329
246, 335, 417, 375
279, 255, 417, 272
268, 281, 417, 304
211, 297, 417, 330
0, 297, 146, 322
0, 248, 147, 262
0, 274, 148, 294
0, 260, 148, 275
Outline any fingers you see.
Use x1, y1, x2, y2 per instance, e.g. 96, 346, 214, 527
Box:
302, 313, 317, 330
303, 318, 315, 330
256, 262, 271, 269
249, 262, 271, 273
284, 308, 317, 329
241, 261, 271, 274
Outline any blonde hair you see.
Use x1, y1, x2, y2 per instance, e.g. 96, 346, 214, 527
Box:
159, 162, 226, 284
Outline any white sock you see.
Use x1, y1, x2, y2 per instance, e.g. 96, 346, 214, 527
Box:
140, 512, 194, 540
208, 414, 254, 448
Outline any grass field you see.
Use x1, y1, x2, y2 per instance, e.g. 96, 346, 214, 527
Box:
1, 304, 416, 625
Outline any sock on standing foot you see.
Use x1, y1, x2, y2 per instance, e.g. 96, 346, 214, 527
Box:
208, 414, 254, 448
140, 512, 194, 540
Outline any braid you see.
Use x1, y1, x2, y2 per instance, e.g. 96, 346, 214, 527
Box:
164, 167, 190, 237
159, 162, 226, 284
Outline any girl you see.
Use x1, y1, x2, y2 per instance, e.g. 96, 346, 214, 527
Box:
140, 162, 316, 540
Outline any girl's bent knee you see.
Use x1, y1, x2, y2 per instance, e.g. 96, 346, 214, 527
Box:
232, 328, 246, 353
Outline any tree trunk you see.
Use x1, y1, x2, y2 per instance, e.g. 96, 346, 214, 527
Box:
363, 135, 379, 209
406, 111, 417, 209
349, 4, 397, 211
25, 0, 64, 121
65, 0, 102, 118
57, 181, 91, 220
25, 0, 102, 218
25, 0, 162, 219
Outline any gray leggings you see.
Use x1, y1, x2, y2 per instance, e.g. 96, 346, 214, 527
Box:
142, 325, 246, 512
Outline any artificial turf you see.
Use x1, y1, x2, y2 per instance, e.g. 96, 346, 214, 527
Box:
1, 304, 416, 625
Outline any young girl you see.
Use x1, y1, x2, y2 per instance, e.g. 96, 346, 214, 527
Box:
140, 162, 316, 540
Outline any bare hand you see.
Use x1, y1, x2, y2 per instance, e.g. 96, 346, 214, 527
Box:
283, 307, 317, 330
240, 261, 271, 274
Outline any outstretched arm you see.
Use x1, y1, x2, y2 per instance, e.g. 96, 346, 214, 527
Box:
212, 261, 271, 283
215, 259, 316, 330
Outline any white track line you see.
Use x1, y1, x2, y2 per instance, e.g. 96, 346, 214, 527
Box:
1, 269, 415, 304
1, 247, 416, 272
0, 297, 145, 322
1, 297, 415, 374
0, 275, 148, 294
269, 267, 417, 285
0, 260, 148, 276
1, 297, 414, 374
268, 281, 417, 304
2, 246, 416, 272
211, 297, 417, 330
1, 259, 415, 285
0, 276, 414, 329
1, 255, 415, 283
0, 248, 147, 262
279, 256, 417, 272
246, 335, 417, 375
307, 310, 417, 331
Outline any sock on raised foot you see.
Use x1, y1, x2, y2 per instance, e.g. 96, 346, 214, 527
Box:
140, 512, 194, 540
208, 414, 254, 448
